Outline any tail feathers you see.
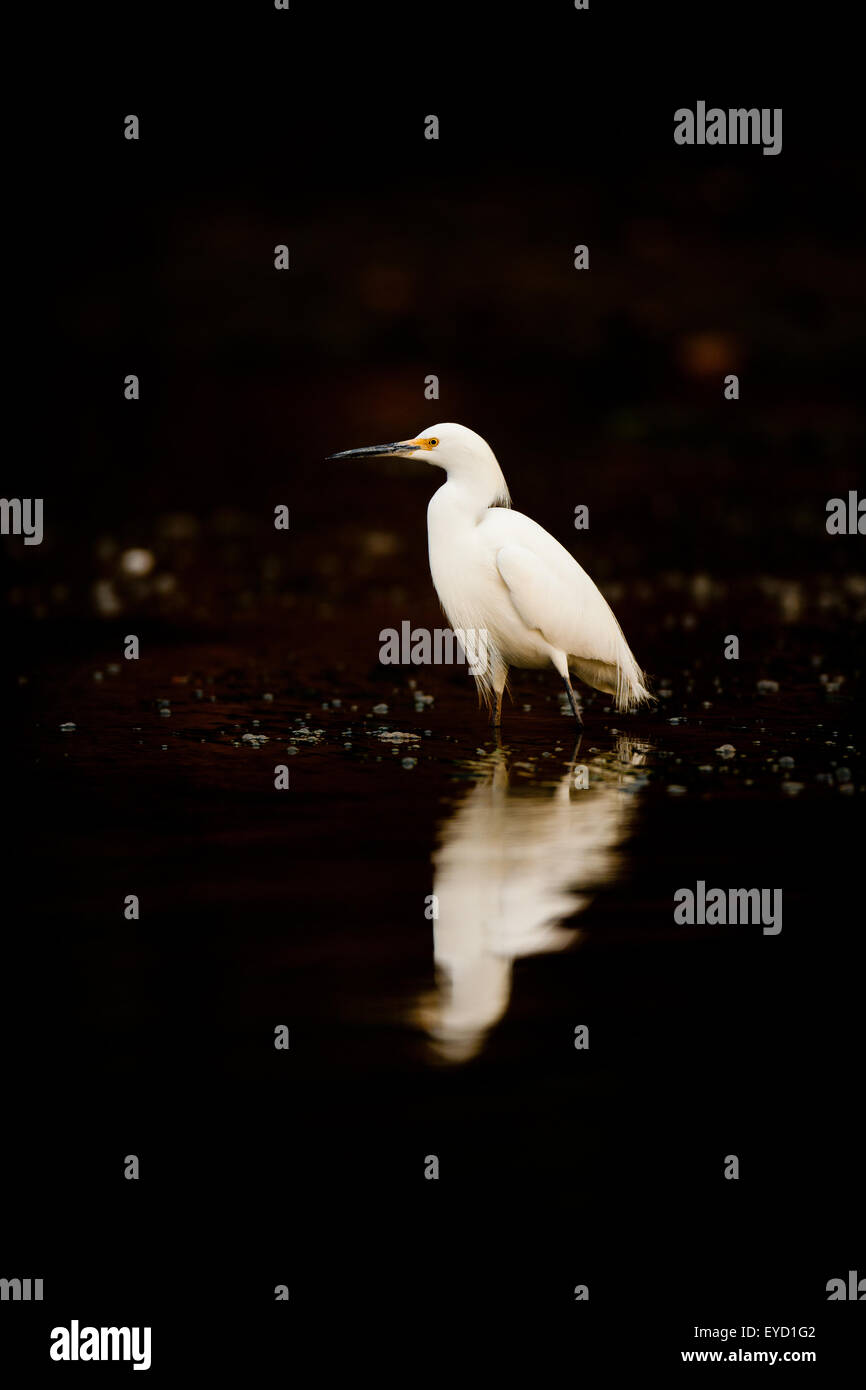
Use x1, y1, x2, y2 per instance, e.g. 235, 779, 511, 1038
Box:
570, 647, 654, 712
616, 664, 654, 712
613, 635, 654, 711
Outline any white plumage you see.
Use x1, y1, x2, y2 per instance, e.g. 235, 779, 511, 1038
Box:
414, 737, 645, 1062
329, 421, 651, 725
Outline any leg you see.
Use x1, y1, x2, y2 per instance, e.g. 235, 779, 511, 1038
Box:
489, 663, 508, 728
490, 687, 503, 728
562, 673, 583, 725
550, 649, 583, 726
565, 731, 584, 774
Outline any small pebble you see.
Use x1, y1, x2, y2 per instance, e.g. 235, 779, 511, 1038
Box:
781, 781, 804, 797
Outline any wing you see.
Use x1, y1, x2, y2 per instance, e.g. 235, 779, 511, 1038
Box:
494, 541, 615, 662
494, 539, 651, 710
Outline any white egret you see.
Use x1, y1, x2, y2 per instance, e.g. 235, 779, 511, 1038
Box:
328, 422, 652, 726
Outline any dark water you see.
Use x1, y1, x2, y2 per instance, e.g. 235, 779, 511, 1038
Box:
4, 589, 862, 1359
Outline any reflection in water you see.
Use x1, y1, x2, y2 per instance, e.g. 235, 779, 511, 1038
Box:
415, 735, 653, 1064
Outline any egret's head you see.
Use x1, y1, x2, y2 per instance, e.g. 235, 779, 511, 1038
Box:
327, 422, 510, 505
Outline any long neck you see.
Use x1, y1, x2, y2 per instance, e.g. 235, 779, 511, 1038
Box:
440, 459, 511, 521
428, 479, 485, 532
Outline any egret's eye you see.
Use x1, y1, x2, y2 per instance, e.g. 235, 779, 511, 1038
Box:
429, 437, 439, 448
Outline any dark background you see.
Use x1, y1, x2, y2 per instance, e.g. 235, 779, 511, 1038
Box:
3, 1, 864, 1373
